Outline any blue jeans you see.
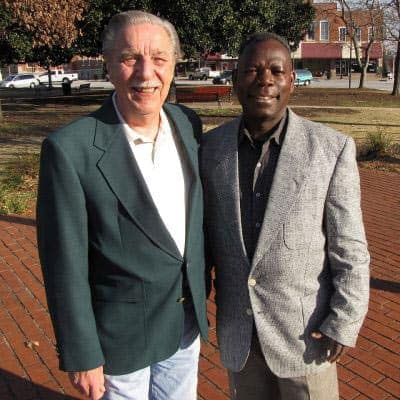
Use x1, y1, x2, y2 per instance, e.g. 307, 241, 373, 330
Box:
103, 304, 200, 400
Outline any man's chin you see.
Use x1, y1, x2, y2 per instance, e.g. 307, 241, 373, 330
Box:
129, 100, 164, 116
242, 107, 275, 120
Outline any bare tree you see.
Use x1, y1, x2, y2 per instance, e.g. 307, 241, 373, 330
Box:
383, 0, 400, 95
336, 0, 384, 88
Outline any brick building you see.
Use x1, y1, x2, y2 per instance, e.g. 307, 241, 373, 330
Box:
184, 1, 384, 79
294, 1, 384, 77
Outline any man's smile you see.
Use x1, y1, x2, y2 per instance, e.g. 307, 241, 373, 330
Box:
131, 82, 161, 94
250, 92, 280, 103
133, 87, 158, 93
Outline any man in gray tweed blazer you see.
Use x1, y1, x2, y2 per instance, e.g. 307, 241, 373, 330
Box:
200, 32, 370, 399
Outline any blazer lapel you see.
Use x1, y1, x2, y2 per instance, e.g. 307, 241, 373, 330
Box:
252, 110, 314, 268
211, 117, 249, 262
93, 98, 182, 261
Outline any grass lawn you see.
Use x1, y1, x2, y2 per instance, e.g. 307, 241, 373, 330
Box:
0, 88, 399, 214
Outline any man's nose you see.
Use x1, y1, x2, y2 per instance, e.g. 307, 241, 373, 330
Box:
134, 57, 154, 80
257, 68, 273, 85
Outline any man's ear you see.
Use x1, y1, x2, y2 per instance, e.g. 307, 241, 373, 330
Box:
290, 69, 296, 93
104, 57, 112, 81
232, 68, 238, 91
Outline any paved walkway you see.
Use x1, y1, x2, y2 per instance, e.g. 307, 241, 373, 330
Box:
0, 169, 399, 400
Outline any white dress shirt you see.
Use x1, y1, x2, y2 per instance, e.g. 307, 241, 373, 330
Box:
112, 94, 188, 256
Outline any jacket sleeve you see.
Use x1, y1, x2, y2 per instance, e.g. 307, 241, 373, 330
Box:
36, 137, 105, 371
319, 136, 370, 347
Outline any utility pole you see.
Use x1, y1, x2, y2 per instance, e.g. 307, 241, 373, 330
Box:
340, 44, 343, 78
349, 40, 352, 88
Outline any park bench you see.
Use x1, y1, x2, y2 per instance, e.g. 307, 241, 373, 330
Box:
76, 82, 91, 92
175, 85, 232, 105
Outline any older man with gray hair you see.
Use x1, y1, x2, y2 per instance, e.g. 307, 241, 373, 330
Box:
37, 10, 207, 400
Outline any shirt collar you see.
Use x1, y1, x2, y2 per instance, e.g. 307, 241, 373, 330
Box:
112, 92, 171, 145
239, 109, 288, 148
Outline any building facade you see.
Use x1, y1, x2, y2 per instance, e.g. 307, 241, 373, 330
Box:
294, 1, 384, 77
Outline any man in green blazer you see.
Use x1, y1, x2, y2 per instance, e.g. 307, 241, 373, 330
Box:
36, 10, 207, 400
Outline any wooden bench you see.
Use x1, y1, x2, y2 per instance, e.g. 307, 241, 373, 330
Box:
77, 82, 91, 92
175, 85, 232, 105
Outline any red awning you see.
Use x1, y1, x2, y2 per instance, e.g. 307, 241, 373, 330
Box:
205, 53, 221, 61
301, 43, 342, 59
362, 42, 383, 59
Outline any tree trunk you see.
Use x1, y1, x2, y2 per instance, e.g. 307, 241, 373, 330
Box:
47, 66, 53, 89
0, 99, 2, 122
359, 66, 367, 88
391, 34, 400, 96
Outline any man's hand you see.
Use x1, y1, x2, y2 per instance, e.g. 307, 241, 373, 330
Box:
311, 331, 348, 363
69, 366, 105, 400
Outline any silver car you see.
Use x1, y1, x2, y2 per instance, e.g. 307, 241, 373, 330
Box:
0, 73, 39, 88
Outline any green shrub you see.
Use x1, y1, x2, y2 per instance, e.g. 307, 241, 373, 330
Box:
0, 153, 39, 215
389, 142, 400, 156
0, 190, 34, 215
363, 131, 394, 158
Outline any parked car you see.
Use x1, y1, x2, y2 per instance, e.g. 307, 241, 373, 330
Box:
294, 69, 313, 86
189, 67, 220, 80
38, 70, 78, 84
350, 62, 378, 73
212, 70, 233, 85
0, 73, 39, 88
367, 63, 377, 73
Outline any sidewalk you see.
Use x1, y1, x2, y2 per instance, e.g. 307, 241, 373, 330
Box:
0, 168, 399, 400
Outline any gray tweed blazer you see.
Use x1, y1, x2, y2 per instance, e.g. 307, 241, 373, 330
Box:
200, 109, 370, 378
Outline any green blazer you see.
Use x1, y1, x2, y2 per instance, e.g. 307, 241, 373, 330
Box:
36, 97, 207, 375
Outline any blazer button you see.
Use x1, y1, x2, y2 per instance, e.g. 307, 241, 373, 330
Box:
248, 278, 257, 287
246, 308, 253, 316
177, 297, 186, 303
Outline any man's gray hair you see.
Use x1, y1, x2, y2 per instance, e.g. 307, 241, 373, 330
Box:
102, 10, 182, 61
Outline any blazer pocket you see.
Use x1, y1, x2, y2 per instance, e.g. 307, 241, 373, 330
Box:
283, 222, 311, 250
94, 301, 146, 349
92, 282, 144, 303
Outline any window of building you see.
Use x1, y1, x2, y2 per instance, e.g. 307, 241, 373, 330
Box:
320, 21, 329, 41
355, 27, 361, 43
307, 21, 316, 40
339, 27, 347, 42
368, 27, 374, 42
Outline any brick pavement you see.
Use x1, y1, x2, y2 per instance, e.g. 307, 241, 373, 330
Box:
0, 168, 399, 400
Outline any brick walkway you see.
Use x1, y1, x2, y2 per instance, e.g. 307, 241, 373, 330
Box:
0, 169, 399, 400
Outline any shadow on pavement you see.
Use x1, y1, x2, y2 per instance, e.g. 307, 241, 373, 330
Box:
0, 369, 79, 399
0, 214, 36, 227
370, 277, 400, 293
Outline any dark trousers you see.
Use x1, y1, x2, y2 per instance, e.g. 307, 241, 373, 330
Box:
228, 333, 339, 400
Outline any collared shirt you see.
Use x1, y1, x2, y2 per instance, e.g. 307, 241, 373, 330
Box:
238, 111, 288, 260
112, 93, 188, 256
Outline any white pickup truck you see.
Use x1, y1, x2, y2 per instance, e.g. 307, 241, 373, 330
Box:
38, 70, 78, 84
189, 67, 221, 81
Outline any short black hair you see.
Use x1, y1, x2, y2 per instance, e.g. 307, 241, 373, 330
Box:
238, 32, 291, 58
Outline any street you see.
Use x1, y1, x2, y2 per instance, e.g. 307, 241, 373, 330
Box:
80, 74, 394, 92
